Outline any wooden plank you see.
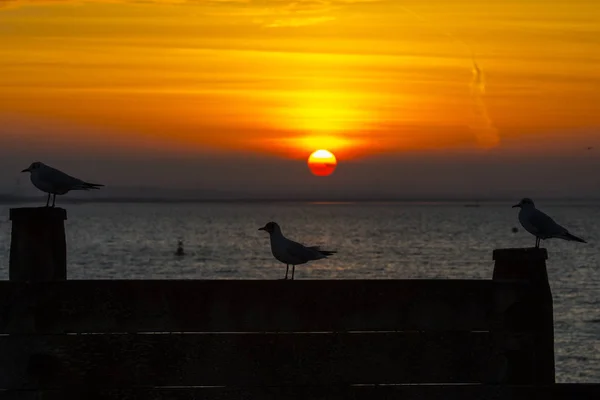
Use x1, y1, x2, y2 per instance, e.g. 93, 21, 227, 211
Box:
1, 384, 599, 400
0, 280, 529, 333
0, 332, 507, 388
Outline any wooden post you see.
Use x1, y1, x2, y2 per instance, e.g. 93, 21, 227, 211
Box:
9, 207, 67, 281
492, 247, 555, 384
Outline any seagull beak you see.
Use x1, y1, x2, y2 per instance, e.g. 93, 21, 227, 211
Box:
258, 227, 266, 231
21, 168, 30, 173
512, 203, 520, 208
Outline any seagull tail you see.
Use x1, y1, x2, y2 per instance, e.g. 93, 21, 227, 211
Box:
82, 182, 104, 190
562, 232, 586, 243
319, 250, 337, 257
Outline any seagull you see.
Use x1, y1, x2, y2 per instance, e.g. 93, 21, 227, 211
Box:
21, 161, 104, 207
258, 221, 337, 280
512, 198, 586, 248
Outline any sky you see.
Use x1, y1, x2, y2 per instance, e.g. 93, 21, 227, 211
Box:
0, 0, 599, 199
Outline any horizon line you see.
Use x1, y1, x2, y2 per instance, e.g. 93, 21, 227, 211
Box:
2, 195, 600, 205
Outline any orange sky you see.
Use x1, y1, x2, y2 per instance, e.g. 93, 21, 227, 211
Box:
1, 0, 598, 162
0, 1, 600, 199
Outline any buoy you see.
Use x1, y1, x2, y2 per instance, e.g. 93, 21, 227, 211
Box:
175, 240, 185, 256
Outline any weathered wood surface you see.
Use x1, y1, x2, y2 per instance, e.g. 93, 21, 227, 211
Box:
1, 384, 599, 400
0, 280, 529, 334
0, 332, 512, 388
9, 207, 67, 282
493, 247, 555, 385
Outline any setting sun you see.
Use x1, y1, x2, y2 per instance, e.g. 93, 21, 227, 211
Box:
308, 150, 337, 177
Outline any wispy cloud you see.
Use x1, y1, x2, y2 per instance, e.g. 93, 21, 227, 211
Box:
220, 0, 384, 28
0, 0, 382, 28
0, 0, 376, 7
0, 0, 189, 5
263, 16, 335, 28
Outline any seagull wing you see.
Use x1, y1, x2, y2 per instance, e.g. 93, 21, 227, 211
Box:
529, 209, 568, 237
285, 239, 323, 264
40, 166, 103, 192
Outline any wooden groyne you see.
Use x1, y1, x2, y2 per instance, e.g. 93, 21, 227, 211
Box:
0, 207, 599, 399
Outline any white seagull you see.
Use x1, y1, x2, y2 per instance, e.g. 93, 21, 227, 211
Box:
259, 221, 337, 280
512, 198, 586, 248
21, 161, 104, 207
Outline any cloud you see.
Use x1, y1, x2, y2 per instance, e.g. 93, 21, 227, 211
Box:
0, 0, 187, 6
0, 0, 228, 8
1, 1, 382, 28
262, 16, 336, 28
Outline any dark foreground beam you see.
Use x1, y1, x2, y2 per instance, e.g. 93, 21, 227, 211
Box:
0, 279, 528, 334
0, 332, 503, 388
1, 384, 599, 400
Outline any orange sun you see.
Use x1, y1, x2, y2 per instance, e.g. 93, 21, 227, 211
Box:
308, 149, 337, 176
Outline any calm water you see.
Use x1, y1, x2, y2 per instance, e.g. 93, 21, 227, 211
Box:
0, 201, 598, 382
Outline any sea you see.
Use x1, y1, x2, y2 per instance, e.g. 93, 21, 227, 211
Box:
0, 200, 598, 383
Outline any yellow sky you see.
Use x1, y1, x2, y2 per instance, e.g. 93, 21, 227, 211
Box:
1, 0, 599, 160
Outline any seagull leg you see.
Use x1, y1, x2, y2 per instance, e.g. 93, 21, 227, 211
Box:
291, 265, 295, 280
535, 237, 540, 248
52, 194, 56, 207
285, 265, 289, 280
46, 193, 50, 207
